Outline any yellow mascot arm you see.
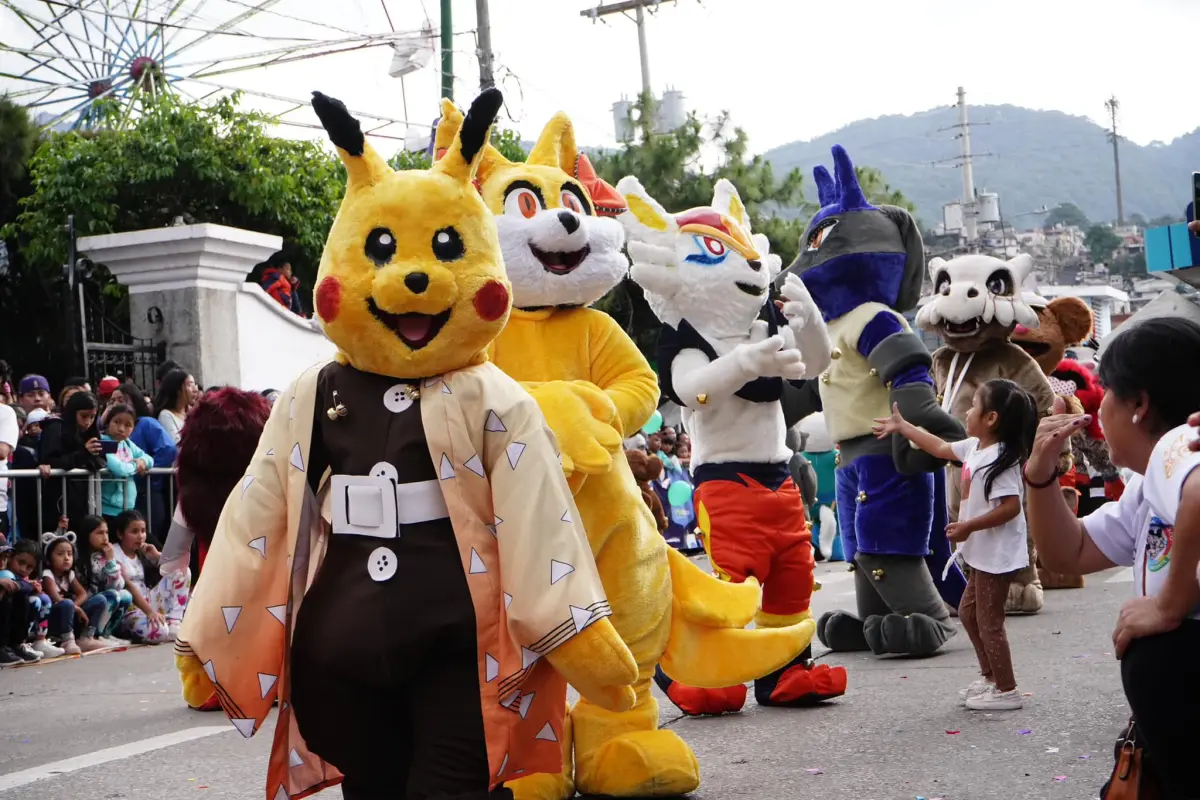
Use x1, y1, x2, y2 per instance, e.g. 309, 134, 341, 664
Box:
586, 310, 660, 437
523, 380, 623, 479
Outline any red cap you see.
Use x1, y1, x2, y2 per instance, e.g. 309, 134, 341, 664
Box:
99, 376, 120, 396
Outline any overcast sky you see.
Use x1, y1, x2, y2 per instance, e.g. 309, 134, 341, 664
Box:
3, 0, 1198, 155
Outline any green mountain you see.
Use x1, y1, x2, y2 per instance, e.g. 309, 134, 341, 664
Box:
762, 103, 1200, 229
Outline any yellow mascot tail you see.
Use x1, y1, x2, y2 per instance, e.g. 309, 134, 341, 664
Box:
659, 548, 816, 688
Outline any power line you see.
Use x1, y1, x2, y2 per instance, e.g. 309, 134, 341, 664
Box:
579, 0, 676, 99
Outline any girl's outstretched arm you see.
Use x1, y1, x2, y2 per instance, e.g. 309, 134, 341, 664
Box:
872, 402, 957, 462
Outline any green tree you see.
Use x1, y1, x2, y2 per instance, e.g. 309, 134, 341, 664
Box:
1044, 202, 1091, 230
0, 96, 38, 226
389, 127, 527, 171
1084, 224, 1123, 265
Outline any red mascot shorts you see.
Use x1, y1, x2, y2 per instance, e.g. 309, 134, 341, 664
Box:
696, 475, 814, 617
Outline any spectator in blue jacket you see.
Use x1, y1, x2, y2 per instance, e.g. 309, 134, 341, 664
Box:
109, 383, 176, 544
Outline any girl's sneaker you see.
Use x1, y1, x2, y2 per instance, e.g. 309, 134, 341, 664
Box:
103, 635, 130, 647
77, 636, 107, 653
0, 647, 21, 666
965, 686, 1024, 711
58, 635, 82, 656
17, 644, 42, 662
32, 638, 65, 658
957, 678, 993, 706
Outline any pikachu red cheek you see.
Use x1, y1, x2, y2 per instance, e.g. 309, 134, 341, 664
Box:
473, 280, 509, 322
316, 276, 342, 323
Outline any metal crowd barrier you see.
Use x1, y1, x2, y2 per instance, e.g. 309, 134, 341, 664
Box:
3, 467, 176, 541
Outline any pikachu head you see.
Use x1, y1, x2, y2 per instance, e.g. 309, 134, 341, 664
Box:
311, 89, 511, 378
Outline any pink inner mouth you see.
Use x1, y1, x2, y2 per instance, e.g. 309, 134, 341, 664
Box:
396, 315, 432, 343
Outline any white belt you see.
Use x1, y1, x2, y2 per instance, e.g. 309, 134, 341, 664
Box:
330, 474, 449, 539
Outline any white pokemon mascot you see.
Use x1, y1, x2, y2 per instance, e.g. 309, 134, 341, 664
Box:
618, 175, 850, 715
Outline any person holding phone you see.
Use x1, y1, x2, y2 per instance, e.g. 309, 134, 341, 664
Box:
99, 405, 153, 528
37, 391, 105, 533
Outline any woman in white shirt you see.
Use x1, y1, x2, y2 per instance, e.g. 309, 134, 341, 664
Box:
152, 369, 198, 444
1026, 317, 1200, 799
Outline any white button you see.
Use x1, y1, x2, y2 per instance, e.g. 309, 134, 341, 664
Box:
383, 384, 414, 414
370, 462, 398, 482
368, 546, 397, 582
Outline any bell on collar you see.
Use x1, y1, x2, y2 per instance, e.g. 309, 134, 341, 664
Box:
327, 390, 348, 421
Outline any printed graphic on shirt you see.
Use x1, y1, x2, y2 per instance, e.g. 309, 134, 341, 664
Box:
1146, 516, 1173, 573
960, 465, 971, 501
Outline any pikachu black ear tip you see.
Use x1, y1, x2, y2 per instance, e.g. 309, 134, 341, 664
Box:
311, 90, 364, 157
459, 88, 504, 163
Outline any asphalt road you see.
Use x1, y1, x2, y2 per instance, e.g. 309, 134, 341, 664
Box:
0, 559, 1136, 800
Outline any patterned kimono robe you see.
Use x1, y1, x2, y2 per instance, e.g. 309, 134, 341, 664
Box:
177, 359, 610, 800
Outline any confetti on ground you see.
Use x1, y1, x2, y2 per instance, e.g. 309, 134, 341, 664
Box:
805, 768, 824, 775
189, 778, 196, 782
1079, 755, 1091, 760
946, 730, 960, 735
1018, 729, 1033, 735
1046, 747, 1060, 753
1054, 776, 1068, 782
1022, 692, 1034, 697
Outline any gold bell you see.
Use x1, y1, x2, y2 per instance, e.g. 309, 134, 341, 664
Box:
830, 347, 843, 360
813, 579, 823, 592
868, 368, 878, 377
696, 393, 708, 405
856, 490, 867, 504
936, 394, 944, 405
871, 568, 885, 581
326, 390, 348, 421
821, 373, 831, 384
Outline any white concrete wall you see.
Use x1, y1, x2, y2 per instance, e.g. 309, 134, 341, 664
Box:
235, 283, 336, 391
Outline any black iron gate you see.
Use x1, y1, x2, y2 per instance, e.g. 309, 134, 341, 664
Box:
77, 282, 164, 391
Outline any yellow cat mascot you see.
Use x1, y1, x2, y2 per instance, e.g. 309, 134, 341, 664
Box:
174, 88, 642, 800
435, 102, 816, 799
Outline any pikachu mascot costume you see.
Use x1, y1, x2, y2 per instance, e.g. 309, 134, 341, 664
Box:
434, 103, 816, 799
173, 88, 641, 800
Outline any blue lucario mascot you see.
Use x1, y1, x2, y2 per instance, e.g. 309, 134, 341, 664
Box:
779, 145, 967, 657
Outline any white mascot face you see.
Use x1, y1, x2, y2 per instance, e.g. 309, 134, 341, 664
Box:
617, 176, 780, 338
496, 191, 628, 309
916, 253, 1039, 340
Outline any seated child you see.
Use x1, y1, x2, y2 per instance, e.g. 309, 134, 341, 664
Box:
112, 510, 189, 644
100, 405, 153, 524
8, 538, 71, 657
0, 545, 37, 665
75, 515, 133, 647
41, 531, 109, 653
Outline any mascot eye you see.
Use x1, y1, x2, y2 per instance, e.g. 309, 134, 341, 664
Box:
365, 227, 397, 266
935, 272, 951, 295
684, 235, 729, 266
432, 228, 465, 262
985, 270, 1014, 296
560, 191, 583, 213
702, 237, 725, 256
504, 188, 542, 219
805, 219, 838, 251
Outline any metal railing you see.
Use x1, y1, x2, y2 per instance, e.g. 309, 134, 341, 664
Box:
3, 467, 176, 541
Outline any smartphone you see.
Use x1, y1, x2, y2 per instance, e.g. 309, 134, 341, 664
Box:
1193, 171, 1200, 230
100, 440, 120, 455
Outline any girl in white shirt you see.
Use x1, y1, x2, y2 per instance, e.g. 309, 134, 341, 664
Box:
874, 378, 1038, 711
1026, 317, 1200, 799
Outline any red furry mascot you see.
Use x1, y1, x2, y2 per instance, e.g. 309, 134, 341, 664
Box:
1050, 359, 1125, 513
169, 387, 270, 711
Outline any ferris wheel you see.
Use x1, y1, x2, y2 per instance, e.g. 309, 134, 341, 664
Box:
0, 0, 436, 142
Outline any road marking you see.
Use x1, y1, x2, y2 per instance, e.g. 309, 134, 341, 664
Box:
1106, 568, 1133, 583
0, 726, 232, 791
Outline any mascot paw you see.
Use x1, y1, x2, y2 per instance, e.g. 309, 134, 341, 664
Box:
176, 652, 217, 710
817, 611, 870, 652
864, 613, 950, 657
755, 662, 848, 707
510, 770, 575, 800
545, 619, 637, 713
1005, 581, 1045, 615
577, 729, 700, 797
664, 682, 747, 717
527, 381, 623, 476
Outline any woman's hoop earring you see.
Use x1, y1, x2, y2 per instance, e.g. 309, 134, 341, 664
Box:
1131, 413, 1140, 425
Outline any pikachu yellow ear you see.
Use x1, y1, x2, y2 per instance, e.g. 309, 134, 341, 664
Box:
433, 88, 504, 186
527, 112, 577, 172
311, 91, 391, 189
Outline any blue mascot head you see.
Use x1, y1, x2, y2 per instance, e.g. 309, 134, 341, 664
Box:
782, 145, 925, 322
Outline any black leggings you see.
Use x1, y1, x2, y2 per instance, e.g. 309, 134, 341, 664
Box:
1121, 619, 1200, 798
0, 592, 30, 649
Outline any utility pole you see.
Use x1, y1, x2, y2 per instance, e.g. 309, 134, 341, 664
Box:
440, 0, 453, 100
956, 86, 978, 245
1106, 95, 1125, 226
580, 0, 675, 101
475, 0, 494, 90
